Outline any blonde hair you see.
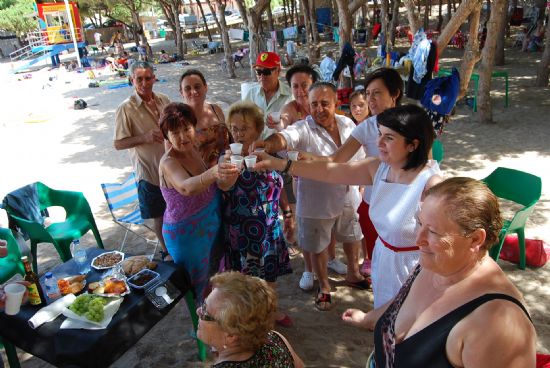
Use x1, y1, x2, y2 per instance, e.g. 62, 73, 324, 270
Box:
210, 272, 277, 351
226, 101, 265, 133
425, 177, 503, 252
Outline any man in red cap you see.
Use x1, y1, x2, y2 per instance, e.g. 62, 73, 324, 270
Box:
242, 51, 291, 139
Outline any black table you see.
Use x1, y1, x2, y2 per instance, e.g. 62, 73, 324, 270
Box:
0, 248, 198, 368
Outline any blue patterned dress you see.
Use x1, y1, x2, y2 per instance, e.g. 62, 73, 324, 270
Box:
222, 169, 291, 282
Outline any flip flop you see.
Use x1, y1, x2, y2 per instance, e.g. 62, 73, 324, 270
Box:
315, 289, 332, 311
345, 278, 371, 290
275, 314, 294, 327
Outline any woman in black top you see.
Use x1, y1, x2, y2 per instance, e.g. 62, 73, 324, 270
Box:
342, 177, 536, 368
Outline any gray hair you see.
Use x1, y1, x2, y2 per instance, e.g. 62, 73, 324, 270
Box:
309, 81, 337, 95
129, 60, 154, 77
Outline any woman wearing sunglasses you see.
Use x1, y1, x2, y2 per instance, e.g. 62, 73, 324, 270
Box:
179, 69, 231, 168
197, 272, 304, 367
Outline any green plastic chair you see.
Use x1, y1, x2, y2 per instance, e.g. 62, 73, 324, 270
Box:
0, 228, 25, 284
432, 139, 444, 164
3, 182, 104, 273
183, 291, 208, 361
482, 167, 542, 269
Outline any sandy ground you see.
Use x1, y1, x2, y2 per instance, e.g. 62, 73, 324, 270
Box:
1, 36, 549, 367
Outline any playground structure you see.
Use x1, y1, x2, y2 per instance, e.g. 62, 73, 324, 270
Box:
10, 1, 86, 71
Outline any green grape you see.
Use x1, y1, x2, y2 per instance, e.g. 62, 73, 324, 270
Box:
69, 294, 106, 322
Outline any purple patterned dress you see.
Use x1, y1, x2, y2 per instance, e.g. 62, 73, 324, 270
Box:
222, 169, 291, 282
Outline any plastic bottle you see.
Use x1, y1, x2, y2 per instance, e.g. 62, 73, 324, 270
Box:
44, 272, 61, 300
71, 239, 90, 274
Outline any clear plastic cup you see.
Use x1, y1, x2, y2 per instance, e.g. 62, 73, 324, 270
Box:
287, 151, 299, 161
244, 155, 257, 170
230, 155, 244, 170
270, 112, 281, 122
254, 148, 265, 153
4, 283, 26, 315
229, 143, 243, 155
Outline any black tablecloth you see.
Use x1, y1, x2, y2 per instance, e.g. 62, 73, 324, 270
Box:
0, 248, 191, 368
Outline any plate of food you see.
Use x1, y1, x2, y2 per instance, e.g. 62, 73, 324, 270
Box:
91, 251, 125, 270
88, 276, 130, 297
63, 294, 123, 327
57, 275, 87, 295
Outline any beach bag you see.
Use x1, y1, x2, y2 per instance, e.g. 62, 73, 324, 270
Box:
74, 99, 87, 110
499, 234, 549, 268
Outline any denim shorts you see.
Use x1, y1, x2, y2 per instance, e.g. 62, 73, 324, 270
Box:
137, 180, 166, 219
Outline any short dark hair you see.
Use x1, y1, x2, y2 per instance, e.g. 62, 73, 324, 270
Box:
179, 69, 207, 92
363, 67, 403, 105
159, 103, 198, 140
285, 64, 319, 85
377, 104, 434, 170
309, 81, 337, 95
349, 88, 366, 103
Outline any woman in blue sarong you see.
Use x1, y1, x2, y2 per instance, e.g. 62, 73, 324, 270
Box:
158, 102, 237, 303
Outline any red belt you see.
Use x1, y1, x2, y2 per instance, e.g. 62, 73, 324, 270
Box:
379, 236, 419, 252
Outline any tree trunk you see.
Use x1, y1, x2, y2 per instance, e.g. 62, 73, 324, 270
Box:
380, 0, 389, 44
309, 0, 320, 44
267, 6, 275, 31
478, 0, 505, 123
234, 0, 249, 29
282, 0, 289, 28
301, 0, 313, 45
494, 0, 508, 65
363, 4, 372, 45
437, 0, 483, 54
213, 0, 236, 78
335, 0, 353, 49
389, 0, 401, 45
247, 0, 271, 78
403, 0, 421, 36
423, 0, 430, 30
458, 6, 482, 98
535, 16, 550, 86
437, 0, 443, 30
196, 0, 213, 42
446, 0, 453, 23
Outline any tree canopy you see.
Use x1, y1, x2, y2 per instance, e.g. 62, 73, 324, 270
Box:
0, 0, 36, 36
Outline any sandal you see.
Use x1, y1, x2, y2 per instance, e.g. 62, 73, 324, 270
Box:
345, 277, 371, 290
315, 289, 332, 311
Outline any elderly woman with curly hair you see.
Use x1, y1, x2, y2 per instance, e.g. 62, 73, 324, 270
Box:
197, 271, 304, 367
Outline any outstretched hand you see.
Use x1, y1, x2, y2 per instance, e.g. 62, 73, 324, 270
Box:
253, 151, 286, 172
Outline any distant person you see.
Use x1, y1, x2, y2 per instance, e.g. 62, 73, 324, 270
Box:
242, 51, 292, 139
197, 271, 304, 367
113, 61, 171, 261
319, 51, 336, 81
158, 49, 174, 63
0, 47, 4, 58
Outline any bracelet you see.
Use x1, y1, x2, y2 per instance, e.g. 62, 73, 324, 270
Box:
282, 159, 292, 174
284, 213, 293, 219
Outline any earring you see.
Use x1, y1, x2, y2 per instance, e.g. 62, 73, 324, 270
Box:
223, 344, 227, 350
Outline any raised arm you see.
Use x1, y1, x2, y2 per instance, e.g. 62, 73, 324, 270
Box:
253, 133, 288, 154
161, 157, 219, 196
255, 152, 378, 186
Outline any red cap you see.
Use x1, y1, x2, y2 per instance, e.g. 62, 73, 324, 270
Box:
254, 52, 281, 69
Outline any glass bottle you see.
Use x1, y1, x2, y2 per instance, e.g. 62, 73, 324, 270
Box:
21, 256, 45, 306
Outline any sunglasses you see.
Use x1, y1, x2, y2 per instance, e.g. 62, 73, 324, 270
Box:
198, 303, 216, 322
255, 68, 275, 76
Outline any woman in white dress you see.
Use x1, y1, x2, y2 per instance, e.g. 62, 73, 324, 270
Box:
255, 104, 442, 307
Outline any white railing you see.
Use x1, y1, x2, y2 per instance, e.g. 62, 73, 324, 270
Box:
9, 28, 84, 61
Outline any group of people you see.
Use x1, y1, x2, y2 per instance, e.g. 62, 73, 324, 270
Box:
112, 50, 536, 366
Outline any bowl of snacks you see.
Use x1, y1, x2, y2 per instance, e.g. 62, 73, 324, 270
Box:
121, 255, 157, 276
127, 269, 160, 291
91, 251, 124, 270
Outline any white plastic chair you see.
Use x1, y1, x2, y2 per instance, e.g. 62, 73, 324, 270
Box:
101, 173, 158, 254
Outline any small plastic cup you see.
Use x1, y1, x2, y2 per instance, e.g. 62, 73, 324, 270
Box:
230, 155, 244, 170
287, 151, 299, 161
244, 155, 257, 170
270, 112, 281, 122
4, 283, 26, 315
254, 148, 265, 153
230, 143, 243, 155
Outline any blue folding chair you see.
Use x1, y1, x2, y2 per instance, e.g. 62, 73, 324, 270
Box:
101, 173, 158, 254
